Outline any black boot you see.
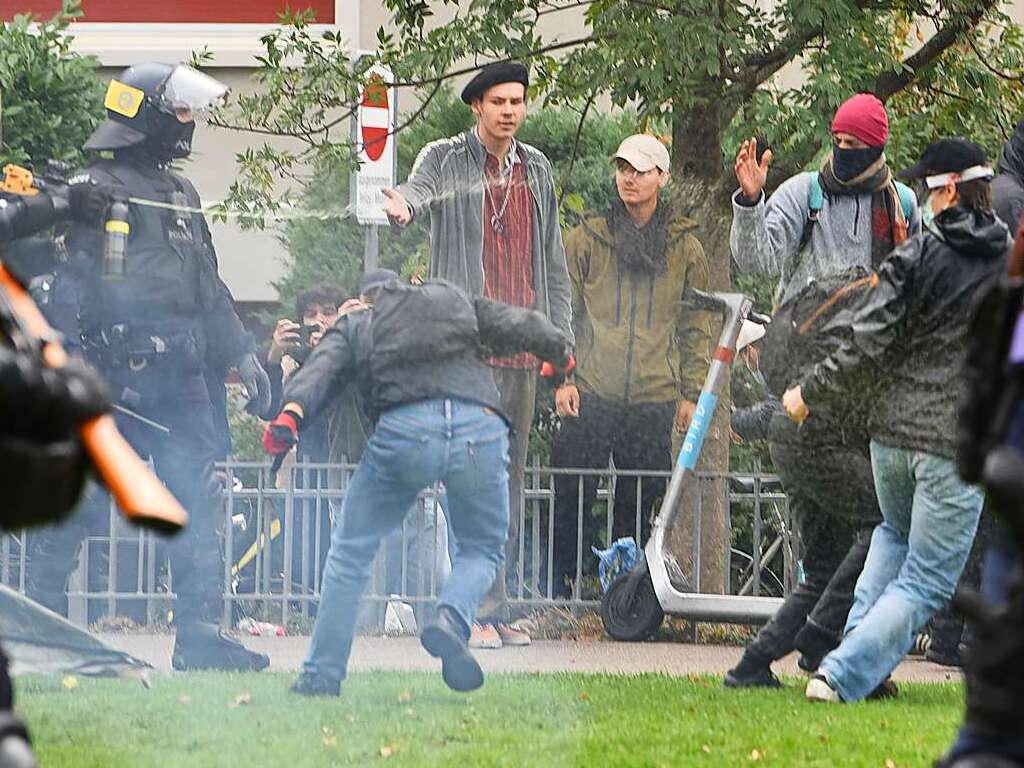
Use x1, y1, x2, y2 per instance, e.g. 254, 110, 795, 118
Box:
421, 606, 483, 692
724, 649, 781, 689
172, 622, 270, 672
290, 671, 341, 697
0, 713, 36, 768
794, 620, 840, 674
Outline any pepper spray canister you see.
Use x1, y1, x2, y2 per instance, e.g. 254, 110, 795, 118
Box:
103, 199, 129, 280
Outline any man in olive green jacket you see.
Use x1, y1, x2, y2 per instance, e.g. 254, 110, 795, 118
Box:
551, 134, 712, 598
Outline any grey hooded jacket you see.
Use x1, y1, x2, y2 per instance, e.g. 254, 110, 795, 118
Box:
730, 172, 922, 305
397, 129, 574, 344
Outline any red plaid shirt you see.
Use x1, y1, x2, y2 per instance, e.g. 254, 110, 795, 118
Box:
482, 146, 535, 368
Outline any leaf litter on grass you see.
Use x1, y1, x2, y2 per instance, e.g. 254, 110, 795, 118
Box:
16, 671, 963, 767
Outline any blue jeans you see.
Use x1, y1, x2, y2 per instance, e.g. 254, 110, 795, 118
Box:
302, 399, 510, 683
818, 441, 984, 702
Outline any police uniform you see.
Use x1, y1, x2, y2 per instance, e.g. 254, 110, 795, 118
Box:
0, 180, 116, 768
26, 63, 270, 671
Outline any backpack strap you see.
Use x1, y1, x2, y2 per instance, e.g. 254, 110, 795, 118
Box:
798, 171, 823, 253
894, 181, 915, 221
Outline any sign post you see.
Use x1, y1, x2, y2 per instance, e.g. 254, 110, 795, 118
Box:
352, 61, 397, 272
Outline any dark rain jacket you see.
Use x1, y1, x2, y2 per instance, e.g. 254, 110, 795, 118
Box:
800, 205, 1010, 458
993, 119, 1024, 233
282, 279, 572, 427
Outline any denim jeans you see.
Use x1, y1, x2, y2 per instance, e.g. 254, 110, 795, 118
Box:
818, 440, 984, 702
302, 399, 510, 683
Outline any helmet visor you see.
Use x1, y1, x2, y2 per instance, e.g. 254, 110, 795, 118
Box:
158, 65, 230, 118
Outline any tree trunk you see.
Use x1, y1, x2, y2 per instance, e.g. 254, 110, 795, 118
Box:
666, 103, 735, 594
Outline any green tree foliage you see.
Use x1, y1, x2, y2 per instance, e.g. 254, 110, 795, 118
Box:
215, 0, 1024, 293
0, 0, 105, 169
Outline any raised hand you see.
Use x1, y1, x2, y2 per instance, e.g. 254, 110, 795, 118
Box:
734, 138, 773, 204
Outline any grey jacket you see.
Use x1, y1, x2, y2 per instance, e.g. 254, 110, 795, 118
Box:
730, 172, 922, 305
398, 129, 574, 344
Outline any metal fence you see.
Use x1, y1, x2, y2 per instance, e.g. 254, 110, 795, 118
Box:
1, 459, 799, 629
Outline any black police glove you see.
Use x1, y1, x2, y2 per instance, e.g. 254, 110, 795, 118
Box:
235, 352, 272, 417
0, 348, 110, 440
67, 177, 122, 227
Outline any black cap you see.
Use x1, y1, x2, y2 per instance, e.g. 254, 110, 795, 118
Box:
460, 61, 529, 105
900, 138, 989, 180
358, 268, 399, 295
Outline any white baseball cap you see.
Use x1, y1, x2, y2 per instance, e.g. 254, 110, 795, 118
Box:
612, 134, 671, 173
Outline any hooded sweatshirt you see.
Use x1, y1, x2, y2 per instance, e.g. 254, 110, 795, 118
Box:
801, 205, 1010, 458
563, 207, 712, 404
731, 172, 922, 305
993, 120, 1024, 232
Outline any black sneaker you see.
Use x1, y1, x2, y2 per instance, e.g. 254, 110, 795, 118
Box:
797, 653, 823, 674
421, 607, 484, 692
724, 664, 782, 689
290, 672, 341, 697
926, 644, 963, 668
866, 676, 899, 700
172, 623, 270, 672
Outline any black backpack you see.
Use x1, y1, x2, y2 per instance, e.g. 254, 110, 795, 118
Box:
760, 266, 879, 396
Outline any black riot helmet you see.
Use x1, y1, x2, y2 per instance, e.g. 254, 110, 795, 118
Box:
84, 63, 229, 162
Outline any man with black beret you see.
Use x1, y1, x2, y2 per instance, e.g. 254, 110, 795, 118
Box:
381, 60, 573, 649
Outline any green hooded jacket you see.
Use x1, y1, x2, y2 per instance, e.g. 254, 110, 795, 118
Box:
564, 210, 712, 404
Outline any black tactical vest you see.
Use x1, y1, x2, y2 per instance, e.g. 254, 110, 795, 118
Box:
71, 158, 207, 328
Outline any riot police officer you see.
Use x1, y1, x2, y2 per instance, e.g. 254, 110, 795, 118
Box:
0, 176, 115, 768
26, 62, 272, 671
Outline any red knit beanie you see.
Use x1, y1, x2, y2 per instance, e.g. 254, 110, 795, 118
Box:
830, 93, 889, 147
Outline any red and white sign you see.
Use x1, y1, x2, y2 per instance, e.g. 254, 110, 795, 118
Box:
354, 63, 396, 226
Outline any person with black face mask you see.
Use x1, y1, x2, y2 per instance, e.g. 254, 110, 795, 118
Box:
723, 95, 923, 690
26, 62, 272, 672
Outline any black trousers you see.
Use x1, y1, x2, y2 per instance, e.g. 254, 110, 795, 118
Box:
743, 413, 880, 664
28, 364, 225, 625
551, 393, 675, 597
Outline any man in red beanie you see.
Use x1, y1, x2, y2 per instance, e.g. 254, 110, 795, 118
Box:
723, 94, 922, 690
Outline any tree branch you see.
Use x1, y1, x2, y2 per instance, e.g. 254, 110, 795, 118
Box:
560, 89, 597, 193
386, 33, 609, 88
874, 1, 997, 99
739, 0, 895, 88
966, 33, 1024, 82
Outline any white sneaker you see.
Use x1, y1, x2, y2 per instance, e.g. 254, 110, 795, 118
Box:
805, 675, 842, 703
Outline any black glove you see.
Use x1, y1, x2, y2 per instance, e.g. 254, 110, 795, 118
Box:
67, 177, 123, 227
235, 352, 272, 417
0, 348, 109, 440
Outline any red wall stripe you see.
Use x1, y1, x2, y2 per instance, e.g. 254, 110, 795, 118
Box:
3, 1, 334, 24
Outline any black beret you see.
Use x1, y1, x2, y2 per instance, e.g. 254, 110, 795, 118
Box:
460, 61, 529, 104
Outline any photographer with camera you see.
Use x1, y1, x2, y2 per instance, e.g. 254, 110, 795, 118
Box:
266, 285, 349, 462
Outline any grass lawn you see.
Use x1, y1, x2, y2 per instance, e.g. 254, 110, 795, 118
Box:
17, 671, 962, 767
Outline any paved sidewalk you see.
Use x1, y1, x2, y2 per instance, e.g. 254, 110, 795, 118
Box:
96, 633, 963, 683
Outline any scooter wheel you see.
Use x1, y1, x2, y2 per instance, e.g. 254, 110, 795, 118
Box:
601, 569, 664, 641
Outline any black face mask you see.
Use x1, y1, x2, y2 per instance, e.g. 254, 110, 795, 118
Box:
141, 116, 195, 164
833, 144, 884, 182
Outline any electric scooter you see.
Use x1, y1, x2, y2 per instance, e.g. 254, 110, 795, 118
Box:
600, 288, 782, 640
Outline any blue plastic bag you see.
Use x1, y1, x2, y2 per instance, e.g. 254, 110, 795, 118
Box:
592, 537, 643, 593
